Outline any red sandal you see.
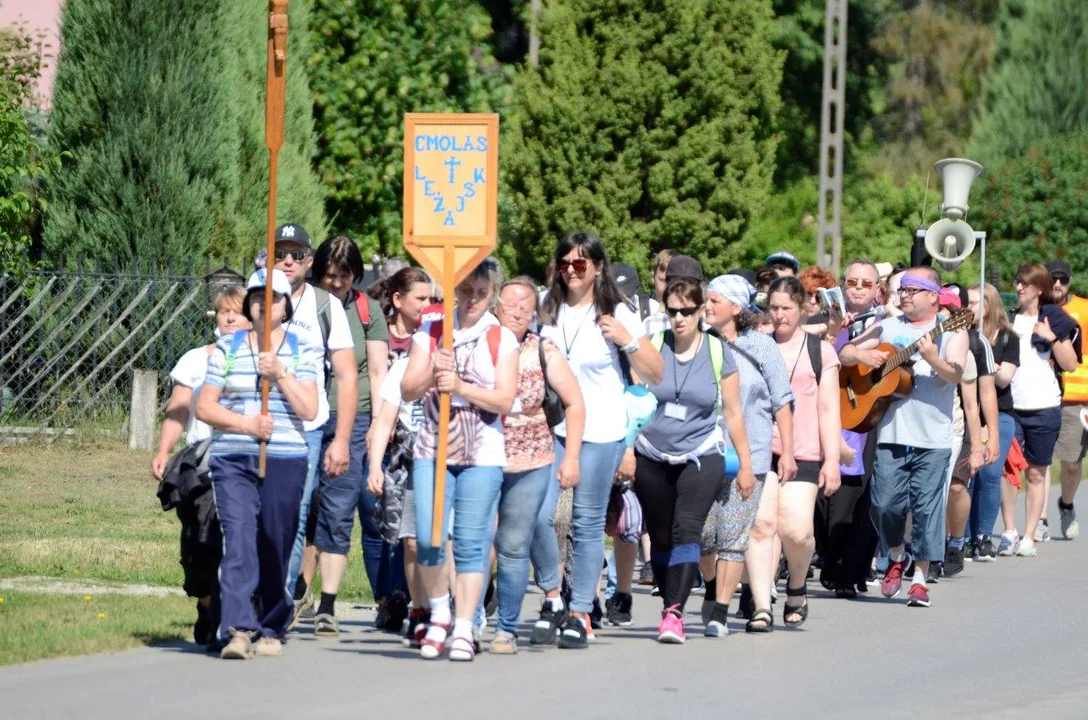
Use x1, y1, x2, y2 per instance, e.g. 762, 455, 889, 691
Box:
419, 622, 451, 660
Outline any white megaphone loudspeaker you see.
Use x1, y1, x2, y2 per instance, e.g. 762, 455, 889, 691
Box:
925, 219, 975, 271
925, 158, 983, 271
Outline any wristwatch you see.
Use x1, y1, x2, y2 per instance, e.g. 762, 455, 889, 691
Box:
278, 366, 294, 380
620, 338, 640, 354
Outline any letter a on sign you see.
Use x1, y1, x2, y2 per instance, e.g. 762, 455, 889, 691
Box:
402, 112, 499, 547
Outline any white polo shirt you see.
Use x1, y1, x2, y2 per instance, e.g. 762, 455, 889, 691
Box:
286, 284, 354, 431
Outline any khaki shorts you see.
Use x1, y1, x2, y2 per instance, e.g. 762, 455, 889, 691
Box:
1053, 404, 1088, 465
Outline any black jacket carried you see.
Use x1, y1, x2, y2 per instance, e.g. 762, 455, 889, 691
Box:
156, 440, 222, 599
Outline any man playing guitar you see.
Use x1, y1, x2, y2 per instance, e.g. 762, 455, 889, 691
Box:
840, 267, 968, 608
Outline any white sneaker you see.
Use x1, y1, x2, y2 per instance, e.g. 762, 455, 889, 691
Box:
1016, 538, 1039, 557
1034, 519, 1052, 543
1060, 505, 1080, 540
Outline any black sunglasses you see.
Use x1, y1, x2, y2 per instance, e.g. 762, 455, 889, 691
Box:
275, 249, 310, 263
665, 306, 700, 318
1055, 275, 1071, 285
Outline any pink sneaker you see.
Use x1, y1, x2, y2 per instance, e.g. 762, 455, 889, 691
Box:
657, 605, 686, 644
881, 559, 906, 598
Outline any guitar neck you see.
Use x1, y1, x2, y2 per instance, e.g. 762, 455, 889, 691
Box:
885, 322, 944, 372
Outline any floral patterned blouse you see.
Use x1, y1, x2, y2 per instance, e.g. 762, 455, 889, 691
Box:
504, 334, 559, 473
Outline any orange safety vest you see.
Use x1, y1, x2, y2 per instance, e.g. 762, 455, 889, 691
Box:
1061, 293, 1088, 403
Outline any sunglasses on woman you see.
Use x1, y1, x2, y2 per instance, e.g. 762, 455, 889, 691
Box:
665, 306, 700, 317
558, 259, 589, 274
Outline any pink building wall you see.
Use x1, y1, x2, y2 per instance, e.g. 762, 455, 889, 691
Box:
0, 0, 64, 107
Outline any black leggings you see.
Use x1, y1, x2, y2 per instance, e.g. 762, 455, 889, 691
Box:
633, 452, 724, 612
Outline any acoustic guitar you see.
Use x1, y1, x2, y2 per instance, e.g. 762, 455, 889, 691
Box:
839, 309, 975, 433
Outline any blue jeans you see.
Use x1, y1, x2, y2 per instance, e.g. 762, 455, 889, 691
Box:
412, 460, 503, 573
493, 465, 553, 633
969, 412, 1015, 539
870, 444, 951, 562
530, 438, 625, 615
286, 428, 324, 597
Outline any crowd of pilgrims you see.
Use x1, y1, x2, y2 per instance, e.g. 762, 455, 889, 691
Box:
152, 223, 1088, 661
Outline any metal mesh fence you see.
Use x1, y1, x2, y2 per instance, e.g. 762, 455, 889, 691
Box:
0, 267, 241, 444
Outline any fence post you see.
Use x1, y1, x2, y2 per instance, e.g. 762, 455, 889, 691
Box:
128, 369, 158, 451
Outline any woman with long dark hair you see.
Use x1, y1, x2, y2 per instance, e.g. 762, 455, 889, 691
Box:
365, 266, 437, 645
530, 231, 663, 649
1007, 264, 1078, 557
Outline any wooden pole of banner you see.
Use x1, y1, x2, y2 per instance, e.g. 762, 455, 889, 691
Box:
402, 113, 499, 547
260, 0, 290, 478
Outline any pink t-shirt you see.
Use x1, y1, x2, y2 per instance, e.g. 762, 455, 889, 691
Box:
772, 337, 840, 462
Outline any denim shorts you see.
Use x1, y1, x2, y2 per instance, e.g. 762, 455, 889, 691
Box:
1014, 407, 1062, 468
313, 412, 369, 555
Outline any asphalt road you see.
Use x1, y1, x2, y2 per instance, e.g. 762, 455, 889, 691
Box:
4, 492, 1088, 720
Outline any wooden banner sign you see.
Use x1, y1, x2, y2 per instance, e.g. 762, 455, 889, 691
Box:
402, 112, 499, 547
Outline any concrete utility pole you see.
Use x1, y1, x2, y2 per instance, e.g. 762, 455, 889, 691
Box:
529, 0, 541, 67
817, 0, 848, 275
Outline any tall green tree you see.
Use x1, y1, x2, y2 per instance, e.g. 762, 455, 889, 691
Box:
972, 131, 1088, 292
44, 0, 241, 266
220, 1, 325, 257
308, 0, 510, 257
503, 0, 784, 279
869, 0, 998, 178
969, 0, 1088, 162
44, 0, 324, 267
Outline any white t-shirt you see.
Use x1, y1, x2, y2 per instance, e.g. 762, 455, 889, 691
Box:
411, 312, 519, 466
1011, 314, 1062, 410
286, 284, 354, 431
169, 345, 213, 446
540, 301, 646, 443
380, 357, 424, 434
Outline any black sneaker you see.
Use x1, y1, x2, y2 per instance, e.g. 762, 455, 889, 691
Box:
530, 600, 566, 645
738, 583, 754, 619
606, 591, 634, 626
558, 613, 589, 649
589, 597, 604, 630
381, 590, 409, 633
193, 602, 214, 647
976, 534, 997, 562
925, 563, 941, 584
638, 563, 655, 586
943, 545, 965, 577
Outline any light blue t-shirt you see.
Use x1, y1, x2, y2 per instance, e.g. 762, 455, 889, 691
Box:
727, 330, 794, 475
875, 316, 955, 450
204, 331, 318, 458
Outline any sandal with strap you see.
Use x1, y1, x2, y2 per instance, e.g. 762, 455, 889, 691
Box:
745, 608, 773, 633
419, 622, 451, 660
783, 585, 809, 628
448, 635, 476, 662
313, 613, 339, 637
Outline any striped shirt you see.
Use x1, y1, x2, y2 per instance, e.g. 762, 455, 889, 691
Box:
204, 332, 318, 458
725, 330, 795, 475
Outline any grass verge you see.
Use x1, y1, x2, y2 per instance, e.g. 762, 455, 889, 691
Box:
0, 441, 375, 664
0, 592, 195, 666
